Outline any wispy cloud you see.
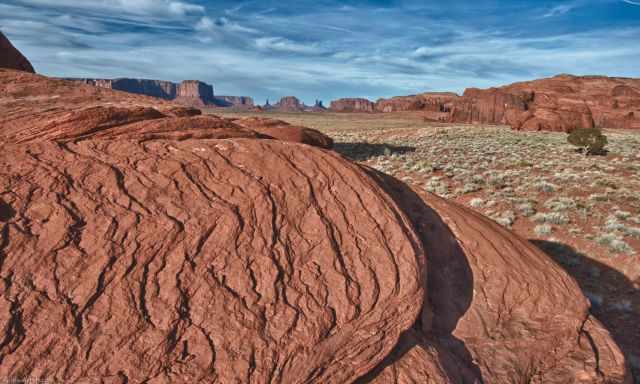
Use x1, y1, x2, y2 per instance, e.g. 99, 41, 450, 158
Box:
255, 37, 329, 55
542, 4, 578, 17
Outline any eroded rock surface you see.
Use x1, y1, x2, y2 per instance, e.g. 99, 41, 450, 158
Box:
232, 117, 334, 149
371, 75, 640, 131
330, 98, 375, 113
0, 138, 425, 382
272, 96, 305, 112
361, 170, 632, 383
0, 71, 332, 148
0, 31, 34, 73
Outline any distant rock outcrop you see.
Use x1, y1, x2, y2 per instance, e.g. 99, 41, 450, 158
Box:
273, 96, 305, 111
375, 93, 458, 121
75, 78, 178, 99
213, 95, 254, 108
0, 31, 35, 73
174, 80, 215, 107
71, 77, 253, 109
330, 98, 375, 112
372, 75, 640, 131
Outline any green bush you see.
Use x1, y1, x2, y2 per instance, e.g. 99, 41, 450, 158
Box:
567, 128, 608, 155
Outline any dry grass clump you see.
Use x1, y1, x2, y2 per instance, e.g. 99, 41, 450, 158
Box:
596, 233, 635, 254
533, 212, 571, 225
534, 224, 553, 236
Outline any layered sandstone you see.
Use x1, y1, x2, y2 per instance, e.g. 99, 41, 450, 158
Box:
69, 78, 253, 109
273, 96, 305, 111
75, 78, 178, 100
213, 95, 254, 108
372, 75, 640, 131
330, 98, 375, 112
361, 171, 632, 383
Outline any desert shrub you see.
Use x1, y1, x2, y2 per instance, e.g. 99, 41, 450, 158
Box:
532, 212, 570, 225
492, 210, 516, 228
567, 128, 608, 155
516, 202, 537, 217
469, 198, 484, 208
533, 180, 558, 193
534, 224, 553, 236
543, 197, 577, 211
613, 210, 632, 220
596, 233, 635, 254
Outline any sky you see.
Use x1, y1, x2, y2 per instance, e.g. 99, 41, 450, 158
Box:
1, 0, 640, 105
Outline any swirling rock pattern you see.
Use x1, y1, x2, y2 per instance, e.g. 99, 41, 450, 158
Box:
0, 138, 424, 382
360, 170, 631, 383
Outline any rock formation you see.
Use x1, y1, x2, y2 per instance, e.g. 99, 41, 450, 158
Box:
273, 96, 305, 111
0, 35, 632, 382
213, 95, 254, 108
75, 78, 178, 100
330, 98, 375, 112
359, 171, 632, 383
174, 80, 215, 107
70, 78, 253, 110
0, 31, 34, 73
373, 75, 640, 131
0, 71, 331, 149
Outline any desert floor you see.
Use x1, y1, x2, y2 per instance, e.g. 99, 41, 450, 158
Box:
211, 109, 640, 375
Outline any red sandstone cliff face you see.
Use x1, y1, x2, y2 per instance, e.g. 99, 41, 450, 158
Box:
272, 96, 305, 111
449, 75, 640, 131
330, 98, 376, 112
174, 80, 215, 106
370, 75, 639, 131
0, 31, 34, 73
213, 95, 254, 108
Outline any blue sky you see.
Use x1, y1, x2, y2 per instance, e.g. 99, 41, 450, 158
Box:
2, 0, 640, 104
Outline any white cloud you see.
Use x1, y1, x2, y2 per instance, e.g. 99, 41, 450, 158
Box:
255, 37, 327, 54
15, 0, 204, 17
195, 16, 214, 31
542, 4, 576, 17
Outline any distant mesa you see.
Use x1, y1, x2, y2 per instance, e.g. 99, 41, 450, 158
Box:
213, 95, 254, 108
69, 77, 254, 109
330, 98, 376, 112
0, 31, 35, 73
262, 96, 327, 112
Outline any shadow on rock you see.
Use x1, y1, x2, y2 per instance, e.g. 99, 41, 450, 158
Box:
0, 198, 16, 222
531, 239, 640, 380
333, 142, 415, 161
356, 168, 483, 383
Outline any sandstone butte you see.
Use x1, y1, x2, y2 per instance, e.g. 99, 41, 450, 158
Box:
371, 75, 640, 131
330, 98, 376, 112
0, 33, 634, 383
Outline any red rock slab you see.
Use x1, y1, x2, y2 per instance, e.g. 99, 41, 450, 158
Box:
233, 117, 334, 149
0, 71, 333, 148
361, 169, 631, 383
0, 138, 425, 383
0, 32, 34, 73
